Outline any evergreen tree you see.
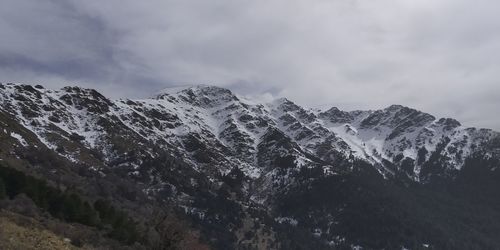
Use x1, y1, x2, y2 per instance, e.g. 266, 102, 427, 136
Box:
0, 177, 6, 200
0, 164, 141, 245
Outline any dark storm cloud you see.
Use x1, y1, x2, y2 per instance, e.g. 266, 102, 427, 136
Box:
0, 0, 166, 97
0, 0, 114, 73
0, 51, 109, 79
1, 0, 499, 130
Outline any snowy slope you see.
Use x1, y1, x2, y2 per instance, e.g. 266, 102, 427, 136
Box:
2, 82, 500, 249
0, 83, 499, 183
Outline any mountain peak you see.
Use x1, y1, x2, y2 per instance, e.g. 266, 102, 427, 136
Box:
155, 84, 230, 96
359, 104, 435, 130
155, 84, 239, 107
437, 117, 462, 129
1, 83, 500, 249
318, 107, 354, 124
385, 104, 407, 111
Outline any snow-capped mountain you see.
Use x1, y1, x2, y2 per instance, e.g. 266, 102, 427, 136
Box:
1, 83, 500, 249
2, 83, 496, 180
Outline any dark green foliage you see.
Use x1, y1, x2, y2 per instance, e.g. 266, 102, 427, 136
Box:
0, 165, 139, 245
0, 165, 95, 227
180, 181, 246, 250
275, 156, 500, 250
0, 178, 6, 200
450, 155, 500, 210
94, 199, 140, 244
71, 238, 84, 248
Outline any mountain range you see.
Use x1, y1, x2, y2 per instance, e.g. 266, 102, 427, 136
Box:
0, 83, 499, 249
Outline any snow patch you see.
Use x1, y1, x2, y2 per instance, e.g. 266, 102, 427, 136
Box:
9, 132, 28, 146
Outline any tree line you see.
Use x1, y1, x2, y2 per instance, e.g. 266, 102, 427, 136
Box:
0, 164, 141, 245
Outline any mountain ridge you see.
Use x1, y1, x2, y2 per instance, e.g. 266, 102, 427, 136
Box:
1, 82, 499, 183
1, 82, 500, 249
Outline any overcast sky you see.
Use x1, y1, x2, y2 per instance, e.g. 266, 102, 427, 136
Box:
1, 0, 499, 130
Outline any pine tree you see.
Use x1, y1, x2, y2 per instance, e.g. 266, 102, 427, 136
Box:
0, 178, 6, 200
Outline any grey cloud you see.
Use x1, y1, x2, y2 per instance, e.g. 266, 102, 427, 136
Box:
0, 0, 499, 130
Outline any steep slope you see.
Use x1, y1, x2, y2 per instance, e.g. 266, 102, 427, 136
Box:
3, 83, 497, 183
0, 82, 499, 249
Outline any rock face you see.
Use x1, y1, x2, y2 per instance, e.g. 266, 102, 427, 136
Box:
1, 82, 500, 249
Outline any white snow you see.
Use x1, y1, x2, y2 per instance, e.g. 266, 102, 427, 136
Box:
9, 132, 28, 146
275, 217, 298, 226
0, 83, 496, 183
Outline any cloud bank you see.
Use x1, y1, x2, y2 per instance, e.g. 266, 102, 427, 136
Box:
1, 0, 499, 130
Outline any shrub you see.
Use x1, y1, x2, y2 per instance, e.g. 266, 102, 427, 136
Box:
0, 164, 140, 245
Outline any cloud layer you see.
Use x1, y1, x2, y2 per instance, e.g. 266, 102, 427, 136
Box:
1, 0, 499, 130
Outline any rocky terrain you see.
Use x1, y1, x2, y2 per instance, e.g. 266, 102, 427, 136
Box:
0, 83, 499, 249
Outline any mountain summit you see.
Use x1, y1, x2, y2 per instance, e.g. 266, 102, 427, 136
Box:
1, 83, 499, 249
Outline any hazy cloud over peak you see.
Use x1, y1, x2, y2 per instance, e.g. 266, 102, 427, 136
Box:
1, 0, 499, 130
